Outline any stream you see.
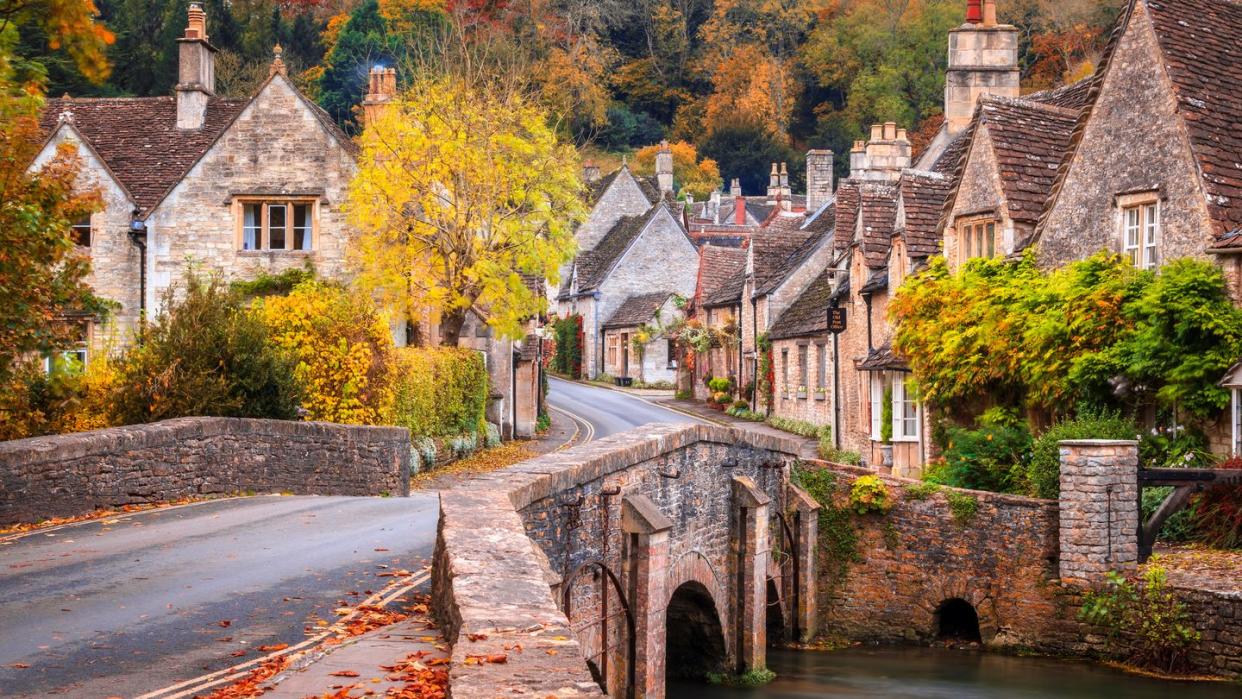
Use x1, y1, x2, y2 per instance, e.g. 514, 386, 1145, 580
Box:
668, 647, 1241, 698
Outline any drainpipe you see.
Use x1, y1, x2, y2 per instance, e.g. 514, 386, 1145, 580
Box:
128, 219, 148, 331
511, 344, 518, 440
751, 294, 759, 399
863, 293, 874, 351
831, 299, 842, 450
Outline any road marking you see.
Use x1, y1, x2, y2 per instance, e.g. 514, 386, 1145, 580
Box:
549, 404, 594, 444
549, 376, 709, 428
136, 570, 431, 699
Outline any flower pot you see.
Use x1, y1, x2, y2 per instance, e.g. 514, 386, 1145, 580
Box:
880, 444, 894, 471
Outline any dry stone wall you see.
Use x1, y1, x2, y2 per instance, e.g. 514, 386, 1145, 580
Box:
0, 418, 410, 525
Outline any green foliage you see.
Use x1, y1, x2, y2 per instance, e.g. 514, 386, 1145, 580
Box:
111, 274, 300, 424
483, 422, 501, 448
1141, 487, 1195, 544
904, 481, 942, 501
731, 399, 749, 411
0, 355, 115, 440
231, 264, 315, 299
794, 464, 861, 593
817, 444, 862, 465
699, 115, 802, 194
933, 419, 1032, 494
726, 406, 766, 421
392, 347, 488, 439
708, 376, 734, 394
756, 333, 774, 412
767, 416, 830, 440
882, 521, 900, 550
1079, 566, 1200, 674
849, 475, 892, 515
535, 412, 551, 433
551, 315, 583, 378
944, 490, 979, 527
880, 385, 894, 443
1139, 423, 1212, 469
674, 389, 693, 400
891, 254, 1242, 426
1027, 410, 1137, 499
412, 436, 437, 472
707, 667, 776, 688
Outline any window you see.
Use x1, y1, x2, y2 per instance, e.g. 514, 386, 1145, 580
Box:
958, 217, 997, 263
1122, 201, 1159, 270
892, 373, 919, 441
607, 335, 619, 370
781, 349, 789, 394
815, 343, 827, 391
238, 200, 315, 251
1233, 389, 1241, 456
666, 339, 677, 369
797, 345, 808, 389
71, 216, 92, 247
43, 321, 89, 373
870, 373, 885, 440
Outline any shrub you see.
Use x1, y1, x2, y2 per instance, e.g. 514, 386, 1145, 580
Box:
905, 481, 942, 501
1079, 566, 1200, 673
1141, 486, 1195, 544
726, 407, 765, 421
112, 275, 300, 424
1189, 458, 1242, 549
535, 412, 551, 433
944, 490, 980, 526
708, 376, 734, 395
484, 422, 501, 448
551, 315, 583, 378
448, 433, 479, 458
393, 347, 489, 439
674, 389, 692, 400
849, 475, 891, 515
731, 399, 749, 411
818, 444, 862, 465
711, 391, 730, 405
0, 355, 116, 440
933, 419, 1031, 494
412, 436, 437, 472
259, 281, 395, 425
1027, 410, 1137, 499
767, 416, 829, 440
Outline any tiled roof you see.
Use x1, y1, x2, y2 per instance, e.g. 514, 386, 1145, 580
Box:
930, 129, 970, 176
575, 205, 663, 292
603, 292, 673, 329
1025, 77, 1097, 110
977, 96, 1080, 224
857, 343, 908, 371
1145, 0, 1242, 241
833, 180, 862, 255
768, 268, 837, 340
859, 268, 889, 294
859, 182, 899, 268
41, 96, 249, 215
898, 171, 950, 257
587, 167, 661, 207
698, 246, 747, 308
752, 225, 820, 297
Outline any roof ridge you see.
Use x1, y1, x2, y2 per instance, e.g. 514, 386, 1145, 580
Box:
979, 93, 1081, 118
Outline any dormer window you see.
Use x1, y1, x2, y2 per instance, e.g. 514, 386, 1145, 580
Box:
1119, 194, 1159, 270
957, 215, 997, 264
71, 216, 92, 247
237, 199, 315, 252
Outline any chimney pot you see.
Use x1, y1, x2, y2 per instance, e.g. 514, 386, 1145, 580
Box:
966, 0, 982, 23
983, 0, 997, 26
176, 2, 216, 130
897, 128, 908, 142
870, 124, 884, 141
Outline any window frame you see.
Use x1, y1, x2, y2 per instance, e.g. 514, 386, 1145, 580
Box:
71, 215, 92, 248
955, 214, 999, 265
607, 334, 619, 372
1118, 193, 1160, 270
815, 343, 828, 394
797, 344, 809, 391
869, 373, 885, 441
892, 373, 919, 442
234, 197, 318, 252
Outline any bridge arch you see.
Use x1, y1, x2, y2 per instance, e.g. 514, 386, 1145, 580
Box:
665, 581, 729, 682
935, 598, 982, 643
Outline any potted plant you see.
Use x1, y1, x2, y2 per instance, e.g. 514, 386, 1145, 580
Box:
797, 384, 808, 399
814, 386, 827, 401
879, 385, 895, 471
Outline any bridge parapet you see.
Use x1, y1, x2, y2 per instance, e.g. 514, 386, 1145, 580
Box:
432, 423, 811, 698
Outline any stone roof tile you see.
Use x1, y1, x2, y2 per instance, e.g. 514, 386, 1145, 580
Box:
603, 292, 673, 329
768, 268, 836, 340
698, 246, 747, 308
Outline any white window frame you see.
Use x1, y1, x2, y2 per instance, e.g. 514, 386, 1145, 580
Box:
1119, 194, 1159, 270
1233, 388, 1241, 457
870, 373, 885, 440
892, 373, 919, 442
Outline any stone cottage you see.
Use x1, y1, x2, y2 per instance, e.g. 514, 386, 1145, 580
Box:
600, 292, 684, 385
688, 245, 748, 398
32, 3, 542, 439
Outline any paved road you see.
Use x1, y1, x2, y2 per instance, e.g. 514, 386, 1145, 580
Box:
0, 494, 438, 698
546, 377, 700, 439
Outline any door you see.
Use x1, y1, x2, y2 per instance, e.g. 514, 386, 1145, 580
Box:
621, 333, 629, 378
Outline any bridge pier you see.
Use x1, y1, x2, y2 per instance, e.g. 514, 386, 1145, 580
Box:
733, 476, 771, 675
1057, 440, 1139, 585
623, 495, 673, 699
788, 484, 821, 642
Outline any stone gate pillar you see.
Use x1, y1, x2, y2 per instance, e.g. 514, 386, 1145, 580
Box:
1057, 440, 1139, 586
788, 483, 820, 642
732, 476, 770, 674
622, 494, 672, 699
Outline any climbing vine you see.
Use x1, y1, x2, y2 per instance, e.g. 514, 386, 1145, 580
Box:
551, 314, 583, 378
756, 333, 775, 414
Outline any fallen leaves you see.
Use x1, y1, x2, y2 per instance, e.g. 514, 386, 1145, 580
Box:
193, 656, 290, 699
256, 644, 289, 653
328, 670, 360, 677
9, 663, 30, 669
218, 620, 232, 628
0, 495, 215, 536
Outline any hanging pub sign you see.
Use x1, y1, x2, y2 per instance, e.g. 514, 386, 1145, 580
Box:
827, 307, 847, 334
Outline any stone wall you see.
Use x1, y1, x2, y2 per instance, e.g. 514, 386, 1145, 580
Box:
0, 418, 410, 525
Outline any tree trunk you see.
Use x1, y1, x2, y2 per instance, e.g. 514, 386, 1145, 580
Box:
439, 307, 467, 347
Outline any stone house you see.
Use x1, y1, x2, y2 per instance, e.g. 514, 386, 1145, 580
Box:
557, 200, 700, 381
600, 292, 684, 385
689, 245, 748, 399
32, 4, 542, 439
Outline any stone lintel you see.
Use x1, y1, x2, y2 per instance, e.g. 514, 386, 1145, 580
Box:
622, 494, 673, 534
733, 475, 771, 508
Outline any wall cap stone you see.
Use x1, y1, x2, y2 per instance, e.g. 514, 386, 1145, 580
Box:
1058, 439, 1139, 447
622, 494, 674, 534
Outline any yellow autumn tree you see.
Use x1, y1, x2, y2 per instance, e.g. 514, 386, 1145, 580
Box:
347, 75, 586, 346
633, 140, 723, 200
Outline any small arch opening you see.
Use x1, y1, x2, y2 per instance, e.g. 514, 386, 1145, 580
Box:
665, 581, 728, 683
935, 598, 981, 643
765, 577, 786, 641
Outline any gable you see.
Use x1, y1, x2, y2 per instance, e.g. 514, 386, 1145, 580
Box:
1036, 1, 1215, 267
578, 168, 659, 252
34, 122, 133, 207
948, 125, 1006, 226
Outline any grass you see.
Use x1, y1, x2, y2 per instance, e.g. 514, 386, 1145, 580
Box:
945, 490, 980, 526
905, 481, 942, 501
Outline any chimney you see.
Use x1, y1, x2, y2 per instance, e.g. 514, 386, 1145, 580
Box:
767, 163, 780, 205
582, 161, 601, 184
779, 163, 792, 211
735, 191, 747, 226
850, 125, 911, 181
730, 178, 742, 198
656, 140, 674, 195
806, 149, 834, 212
362, 66, 397, 128
176, 2, 217, 130
945, 0, 1019, 135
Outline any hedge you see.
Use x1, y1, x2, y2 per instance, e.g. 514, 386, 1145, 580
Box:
393, 347, 488, 439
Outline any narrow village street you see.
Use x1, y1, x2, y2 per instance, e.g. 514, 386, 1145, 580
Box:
0, 381, 694, 698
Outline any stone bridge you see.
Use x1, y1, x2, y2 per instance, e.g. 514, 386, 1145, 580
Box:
432, 424, 818, 698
